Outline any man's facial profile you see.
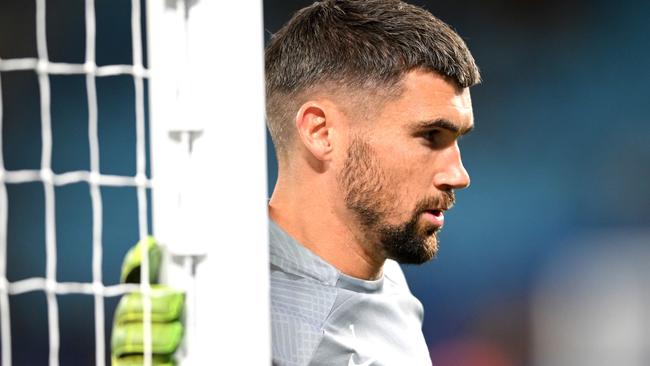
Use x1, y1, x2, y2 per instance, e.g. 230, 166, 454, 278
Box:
339, 136, 456, 264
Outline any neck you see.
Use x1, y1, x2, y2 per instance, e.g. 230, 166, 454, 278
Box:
269, 171, 385, 280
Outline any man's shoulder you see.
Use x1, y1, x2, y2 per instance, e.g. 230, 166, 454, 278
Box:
270, 268, 339, 327
270, 269, 339, 366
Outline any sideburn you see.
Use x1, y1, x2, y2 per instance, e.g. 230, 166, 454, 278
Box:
338, 137, 393, 228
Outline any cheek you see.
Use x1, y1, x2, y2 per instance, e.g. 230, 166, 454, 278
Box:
377, 161, 427, 211
380, 145, 433, 193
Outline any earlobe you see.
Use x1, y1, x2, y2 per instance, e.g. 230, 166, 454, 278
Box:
295, 103, 334, 161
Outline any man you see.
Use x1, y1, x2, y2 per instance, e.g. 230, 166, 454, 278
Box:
111, 1, 479, 364
266, 0, 480, 365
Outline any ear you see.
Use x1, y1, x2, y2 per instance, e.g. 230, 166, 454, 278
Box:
295, 102, 334, 161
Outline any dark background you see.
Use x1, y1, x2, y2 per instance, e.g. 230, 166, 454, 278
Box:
1, 0, 649, 364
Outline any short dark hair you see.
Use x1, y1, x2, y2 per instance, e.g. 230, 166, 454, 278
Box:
265, 0, 481, 157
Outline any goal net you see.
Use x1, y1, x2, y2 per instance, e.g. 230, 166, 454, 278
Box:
0, 0, 269, 365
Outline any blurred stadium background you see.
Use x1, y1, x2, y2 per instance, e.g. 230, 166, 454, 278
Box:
1, 0, 649, 364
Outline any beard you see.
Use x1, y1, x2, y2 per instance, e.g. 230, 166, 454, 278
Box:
338, 136, 455, 264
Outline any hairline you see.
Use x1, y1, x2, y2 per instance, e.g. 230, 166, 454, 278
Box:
275, 68, 471, 162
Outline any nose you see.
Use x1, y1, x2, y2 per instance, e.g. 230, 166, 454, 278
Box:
433, 142, 470, 190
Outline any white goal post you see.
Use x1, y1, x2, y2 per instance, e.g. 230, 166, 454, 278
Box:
147, 0, 270, 365
0, 0, 269, 364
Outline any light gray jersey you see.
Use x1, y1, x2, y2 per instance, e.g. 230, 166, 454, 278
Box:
270, 221, 432, 366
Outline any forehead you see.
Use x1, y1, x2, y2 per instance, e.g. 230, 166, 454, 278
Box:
370, 70, 474, 132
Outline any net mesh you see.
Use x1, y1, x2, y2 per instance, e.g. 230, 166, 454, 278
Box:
0, 0, 153, 365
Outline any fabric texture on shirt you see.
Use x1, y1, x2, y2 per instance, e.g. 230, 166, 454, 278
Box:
269, 220, 432, 366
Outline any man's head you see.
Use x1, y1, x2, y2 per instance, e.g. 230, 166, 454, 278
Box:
266, 0, 480, 265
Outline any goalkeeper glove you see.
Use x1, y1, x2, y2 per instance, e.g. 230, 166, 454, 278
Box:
111, 237, 185, 366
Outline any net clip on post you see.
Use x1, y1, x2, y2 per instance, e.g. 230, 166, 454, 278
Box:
165, 109, 206, 259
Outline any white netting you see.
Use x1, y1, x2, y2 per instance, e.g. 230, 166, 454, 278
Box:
0, 0, 153, 365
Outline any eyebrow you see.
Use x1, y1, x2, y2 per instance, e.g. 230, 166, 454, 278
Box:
411, 118, 474, 136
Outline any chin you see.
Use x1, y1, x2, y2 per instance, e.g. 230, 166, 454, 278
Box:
379, 216, 443, 264
424, 235, 439, 260
417, 223, 440, 260
389, 233, 439, 265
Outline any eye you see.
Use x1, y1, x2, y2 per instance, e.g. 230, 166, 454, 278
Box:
422, 129, 442, 146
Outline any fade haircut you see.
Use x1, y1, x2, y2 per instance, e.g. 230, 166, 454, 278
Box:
265, 0, 481, 158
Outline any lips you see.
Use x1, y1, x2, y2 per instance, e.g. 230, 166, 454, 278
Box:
422, 209, 445, 228
416, 192, 455, 229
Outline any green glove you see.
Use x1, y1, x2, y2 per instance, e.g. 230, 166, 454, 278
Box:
111, 237, 185, 366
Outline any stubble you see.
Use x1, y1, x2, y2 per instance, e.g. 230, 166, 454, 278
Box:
338, 137, 455, 264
